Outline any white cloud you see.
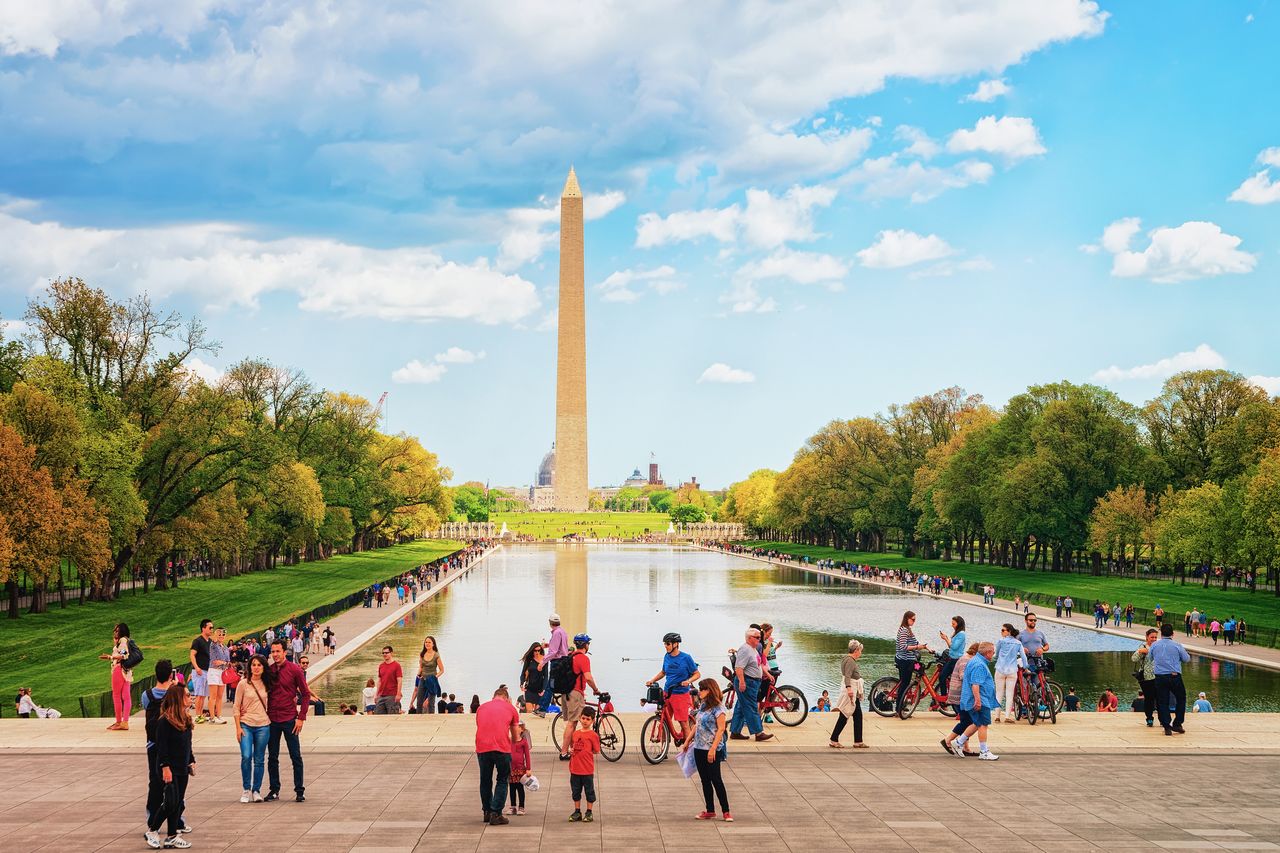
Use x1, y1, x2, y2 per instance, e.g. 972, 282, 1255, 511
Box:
911, 255, 994, 278
392, 347, 485, 383
391, 359, 448, 384
894, 126, 941, 159
1095, 218, 1257, 283
857, 230, 954, 269
498, 188, 626, 270
735, 248, 849, 287
434, 346, 485, 364
963, 79, 1012, 103
0, 318, 29, 339
1092, 344, 1227, 382
719, 281, 778, 314
698, 363, 755, 384
1228, 148, 1280, 205
947, 116, 1046, 162
841, 156, 994, 203
636, 184, 835, 249
716, 126, 873, 184
0, 0, 230, 57
1249, 375, 1280, 396
183, 356, 224, 386
596, 265, 681, 303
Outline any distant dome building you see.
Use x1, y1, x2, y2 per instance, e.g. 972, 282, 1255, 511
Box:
537, 444, 556, 487
622, 468, 647, 488
529, 443, 556, 510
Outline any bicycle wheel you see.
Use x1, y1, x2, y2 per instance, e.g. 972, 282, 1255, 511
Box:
937, 696, 958, 718
770, 685, 808, 727
1026, 685, 1040, 726
1047, 680, 1064, 713
640, 714, 670, 765
868, 677, 899, 717
1041, 678, 1058, 724
897, 678, 923, 720
550, 711, 565, 750
596, 713, 626, 762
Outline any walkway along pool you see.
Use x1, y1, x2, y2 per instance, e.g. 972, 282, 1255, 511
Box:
317, 545, 1280, 713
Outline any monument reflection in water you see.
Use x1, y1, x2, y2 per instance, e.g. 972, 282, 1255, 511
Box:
317, 545, 1280, 713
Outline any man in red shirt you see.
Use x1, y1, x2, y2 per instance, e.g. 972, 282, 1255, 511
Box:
568, 706, 600, 823
266, 640, 311, 802
560, 633, 601, 760
375, 646, 402, 715
474, 685, 520, 826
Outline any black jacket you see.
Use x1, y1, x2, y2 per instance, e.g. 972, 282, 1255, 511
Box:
153, 717, 195, 773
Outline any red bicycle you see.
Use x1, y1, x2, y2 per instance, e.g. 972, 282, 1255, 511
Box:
640, 687, 685, 764
868, 651, 959, 720
720, 663, 808, 727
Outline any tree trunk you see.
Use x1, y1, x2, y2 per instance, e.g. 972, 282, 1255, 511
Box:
155, 556, 168, 591
28, 581, 46, 615
6, 580, 18, 619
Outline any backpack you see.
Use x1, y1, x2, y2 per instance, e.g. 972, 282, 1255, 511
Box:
550, 654, 577, 695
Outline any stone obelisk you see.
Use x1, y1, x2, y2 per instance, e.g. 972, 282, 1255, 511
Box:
554, 167, 588, 511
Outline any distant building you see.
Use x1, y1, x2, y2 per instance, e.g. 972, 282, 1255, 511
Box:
529, 443, 557, 509
622, 468, 647, 488
648, 461, 664, 487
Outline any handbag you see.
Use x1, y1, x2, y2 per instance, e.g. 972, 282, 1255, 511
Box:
222, 665, 241, 688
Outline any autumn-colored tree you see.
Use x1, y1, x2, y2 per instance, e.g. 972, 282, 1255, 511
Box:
1089, 485, 1157, 578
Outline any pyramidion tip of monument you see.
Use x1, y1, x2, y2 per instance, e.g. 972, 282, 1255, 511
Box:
562, 165, 581, 199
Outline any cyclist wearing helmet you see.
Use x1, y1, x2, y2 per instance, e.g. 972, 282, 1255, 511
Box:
645, 632, 701, 745
560, 633, 601, 761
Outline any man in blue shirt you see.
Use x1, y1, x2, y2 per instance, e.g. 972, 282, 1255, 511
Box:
645, 632, 700, 745
1149, 623, 1190, 735
951, 642, 999, 761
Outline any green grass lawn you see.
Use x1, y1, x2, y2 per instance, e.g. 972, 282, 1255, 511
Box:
744, 541, 1280, 640
0, 539, 461, 715
493, 511, 671, 539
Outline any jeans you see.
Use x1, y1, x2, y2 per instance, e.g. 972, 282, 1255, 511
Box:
539, 664, 558, 711
239, 724, 269, 791
147, 770, 189, 837
729, 677, 762, 735
694, 749, 729, 813
268, 719, 305, 795
893, 659, 916, 716
1141, 678, 1157, 722
476, 751, 511, 814
509, 782, 525, 808
1154, 673, 1186, 731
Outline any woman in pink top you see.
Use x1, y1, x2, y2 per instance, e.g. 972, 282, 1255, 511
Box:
1210, 620, 1222, 645
507, 721, 532, 816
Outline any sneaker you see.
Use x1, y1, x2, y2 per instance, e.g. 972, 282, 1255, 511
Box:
517, 807, 526, 816
482, 811, 491, 823
251, 792, 264, 803
177, 822, 192, 835
240, 790, 251, 804
532, 709, 547, 718
264, 791, 280, 802
569, 810, 583, 822
163, 837, 192, 849
488, 813, 509, 826
194, 715, 207, 724
1146, 719, 1154, 728
978, 751, 1000, 761
948, 740, 966, 758
144, 831, 162, 849
211, 717, 227, 725
584, 811, 593, 823
696, 811, 716, 820
723, 812, 734, 822
295, 793, 306, 802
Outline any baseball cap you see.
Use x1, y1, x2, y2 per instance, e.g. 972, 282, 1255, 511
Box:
549, 613, 561, 624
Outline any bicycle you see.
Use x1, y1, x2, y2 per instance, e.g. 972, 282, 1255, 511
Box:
720, 664, 808, 727
550, 692, 626, 762
1014, 658, 1057, 725
639, 687, 686, 764
868, 651, 959, 720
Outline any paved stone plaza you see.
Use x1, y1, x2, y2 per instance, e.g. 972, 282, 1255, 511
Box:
2, 749, 1277, 852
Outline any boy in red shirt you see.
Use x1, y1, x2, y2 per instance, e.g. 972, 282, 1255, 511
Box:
568, 707, 600, 822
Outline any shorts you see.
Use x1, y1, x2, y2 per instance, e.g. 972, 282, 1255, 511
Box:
562, 690, 585, 723
951, 708, 972, 735
206, 666, 223, 686
667, 691, 693, 722
190, 672, 208, 697
968, 706, 992, 727
570, 773, 596, 804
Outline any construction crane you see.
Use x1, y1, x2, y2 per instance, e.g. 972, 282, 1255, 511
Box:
374, 391, 388, 431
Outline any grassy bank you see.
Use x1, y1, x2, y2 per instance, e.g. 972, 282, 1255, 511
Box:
0, 539, 461, 714
493, 511, 670, 539
744, 541, 1280, 636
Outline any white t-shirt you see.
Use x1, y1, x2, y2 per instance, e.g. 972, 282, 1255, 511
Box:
362, 686, 376, 707
18, 695, 37, 715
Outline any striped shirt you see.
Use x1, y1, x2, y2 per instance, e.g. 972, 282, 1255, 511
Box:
895, 626, 919, 661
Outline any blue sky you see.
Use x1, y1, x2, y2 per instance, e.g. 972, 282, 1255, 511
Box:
2, 1, 1278, 489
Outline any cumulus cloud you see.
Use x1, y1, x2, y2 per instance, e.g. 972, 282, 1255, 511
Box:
698, 363, 755, 384
1093, 218, 1257, 283
718, 281, 778, 315
715, 126, 873, 184
1228, 147, 1280, 205
596, 265, 682, 303
183, 356, 225, 386
735, 248, 849, 287
392, 347, 485, 384
1092, 344, 1227, 382
0, 205, 540, 324
497, 188, 626, 270
841, 156, 994, 203
894, 126, 941, 159
947, 116, 1046, 162
857, 229, 954, 269
963, 79, 1012, 102
0, 318, 29, 339
636, 185, 835, 249
1249, 375, 1280, 396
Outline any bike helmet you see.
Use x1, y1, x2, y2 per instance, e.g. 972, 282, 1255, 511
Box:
573, 633, 592, 647
663, 632, 682, 645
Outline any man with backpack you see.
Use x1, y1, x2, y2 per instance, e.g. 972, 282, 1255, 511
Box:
537, 613, 568, 718
558, 634, 601, 761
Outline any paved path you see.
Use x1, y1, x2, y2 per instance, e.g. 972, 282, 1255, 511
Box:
2, 749, 1277, 852
6, 712, 1279, 755
706, 546, 1280, 672
304, 546, 499, 684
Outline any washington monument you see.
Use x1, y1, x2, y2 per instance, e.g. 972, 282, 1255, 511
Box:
554, 167, 588, 511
